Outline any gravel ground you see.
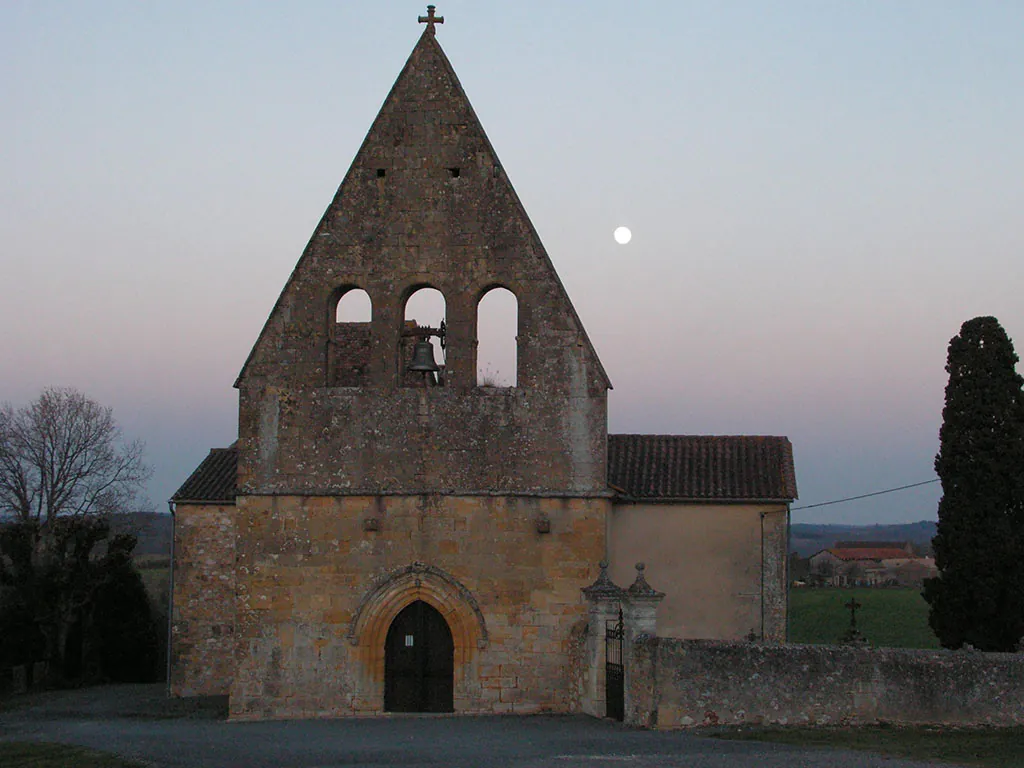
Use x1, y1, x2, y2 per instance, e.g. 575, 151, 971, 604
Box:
0, 685, 965, 768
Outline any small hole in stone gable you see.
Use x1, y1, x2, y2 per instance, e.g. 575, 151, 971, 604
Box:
377, 169, 386, 178
448, 167, 460, 178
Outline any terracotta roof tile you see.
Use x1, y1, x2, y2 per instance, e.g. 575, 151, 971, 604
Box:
171, 445, 237, 503
607, 435, 797, 502
833, 540, 911, 552
172, 435, 798, 504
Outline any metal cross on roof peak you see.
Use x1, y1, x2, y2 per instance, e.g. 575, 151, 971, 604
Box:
418, 5, 444, 33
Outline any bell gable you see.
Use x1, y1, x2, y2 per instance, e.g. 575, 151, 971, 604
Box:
235, 25, 609, 496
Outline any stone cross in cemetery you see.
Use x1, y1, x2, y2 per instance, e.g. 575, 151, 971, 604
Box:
841, 596, 867, 645
845, 596, 861, 628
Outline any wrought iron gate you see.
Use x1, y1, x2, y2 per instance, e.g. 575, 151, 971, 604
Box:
605, 607, 624, 721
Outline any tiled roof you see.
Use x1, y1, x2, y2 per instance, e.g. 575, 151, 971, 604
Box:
172, 435, 798, 504
607, 435, 797, 502
170, 445, 238, 503
826, 547, 915, 562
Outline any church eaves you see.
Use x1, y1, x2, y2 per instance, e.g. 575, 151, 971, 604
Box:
170, 445, 238, 504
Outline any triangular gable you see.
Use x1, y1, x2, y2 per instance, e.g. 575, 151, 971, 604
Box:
236, 27, 609, 390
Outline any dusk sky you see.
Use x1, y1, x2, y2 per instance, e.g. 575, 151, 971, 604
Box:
3, 2, 1022, 525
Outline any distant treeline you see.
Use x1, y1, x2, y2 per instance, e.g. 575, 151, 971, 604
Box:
110, 512, 172, 558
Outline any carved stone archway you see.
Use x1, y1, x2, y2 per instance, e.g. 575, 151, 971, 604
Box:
347, 562, 487, 712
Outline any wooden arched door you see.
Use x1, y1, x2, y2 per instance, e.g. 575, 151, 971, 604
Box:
384, 600, 454, 712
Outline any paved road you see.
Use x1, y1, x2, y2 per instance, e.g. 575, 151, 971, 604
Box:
0, 686, 959, 768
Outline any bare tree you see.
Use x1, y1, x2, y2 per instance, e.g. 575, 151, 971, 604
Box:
0, 388, 152, 682
0, 387, 150, 524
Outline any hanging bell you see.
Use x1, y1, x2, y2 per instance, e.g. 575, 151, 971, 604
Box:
407, 339, 440, 372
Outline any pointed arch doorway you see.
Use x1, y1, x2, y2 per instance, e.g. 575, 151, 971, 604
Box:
384, 600, 454, 713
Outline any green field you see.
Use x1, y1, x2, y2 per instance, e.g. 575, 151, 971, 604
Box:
138, 566, 168, 607
789, 587, 940, 649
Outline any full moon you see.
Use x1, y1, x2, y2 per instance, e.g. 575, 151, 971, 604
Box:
613, 226, 632, 245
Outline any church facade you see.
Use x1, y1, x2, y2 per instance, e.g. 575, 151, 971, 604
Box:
170, 11, 796, 720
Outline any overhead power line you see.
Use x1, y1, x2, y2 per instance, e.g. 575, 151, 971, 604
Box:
791, 479, 940, 511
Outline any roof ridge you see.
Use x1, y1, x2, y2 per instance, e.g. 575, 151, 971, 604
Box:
607, 434, 797, 503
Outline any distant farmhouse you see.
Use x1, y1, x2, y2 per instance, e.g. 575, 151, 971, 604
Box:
809, 541, 936, 587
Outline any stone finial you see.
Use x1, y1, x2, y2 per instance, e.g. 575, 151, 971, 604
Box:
627, 562, 665, 600
581, 560, 627, 602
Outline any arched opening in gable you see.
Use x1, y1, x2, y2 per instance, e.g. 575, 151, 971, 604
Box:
403, 287, 446, 387
476, 287, 517, 388
329, 288, 372, 386
336, 289, 372, 323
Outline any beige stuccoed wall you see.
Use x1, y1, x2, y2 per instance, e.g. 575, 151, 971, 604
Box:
230, 493, 608, 720
609, 503, 788, 642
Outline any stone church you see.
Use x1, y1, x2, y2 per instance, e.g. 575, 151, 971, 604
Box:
170, 9, 797, 720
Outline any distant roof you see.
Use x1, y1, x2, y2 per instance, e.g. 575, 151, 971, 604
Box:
824, 547, 915, 562
173, 435, 799, 504
607, 435, 797, 503
833, 540, 911, 551
171, 446, 238, 504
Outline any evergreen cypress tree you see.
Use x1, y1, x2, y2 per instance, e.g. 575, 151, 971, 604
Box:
924, 316, 1024, 651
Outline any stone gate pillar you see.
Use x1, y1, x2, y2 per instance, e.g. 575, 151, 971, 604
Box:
623, 563, 664, 727
580, 561, 627, 718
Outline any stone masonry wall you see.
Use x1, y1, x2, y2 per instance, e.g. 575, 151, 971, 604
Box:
328, 322, 371, 386
170, 503, 236, 697
238, 385, 607, 497
630, 638, 1024, 728
230, 493, 608, 720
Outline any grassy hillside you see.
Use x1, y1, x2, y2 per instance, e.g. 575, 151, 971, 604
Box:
789, 587, 940, 649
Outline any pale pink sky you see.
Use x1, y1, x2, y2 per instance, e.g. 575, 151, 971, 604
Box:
3, 2, 1022, 523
